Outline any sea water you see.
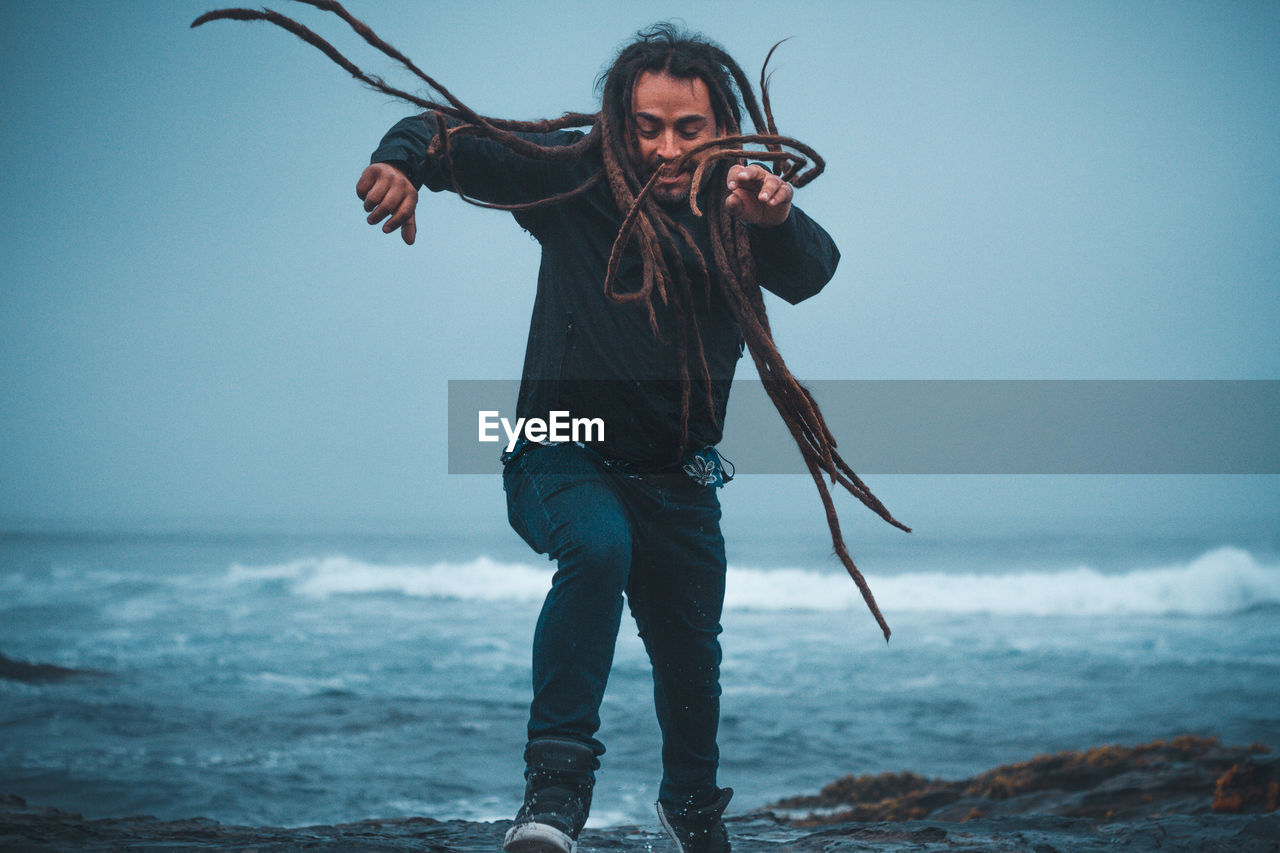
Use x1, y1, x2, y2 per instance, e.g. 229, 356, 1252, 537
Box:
2, 516, 1278, 829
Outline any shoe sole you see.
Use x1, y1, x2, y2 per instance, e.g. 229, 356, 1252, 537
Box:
656, 803, 686, 853
503, 821, 576, 853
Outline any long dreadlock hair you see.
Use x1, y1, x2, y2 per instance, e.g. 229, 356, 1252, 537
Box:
192, 0, 910, 641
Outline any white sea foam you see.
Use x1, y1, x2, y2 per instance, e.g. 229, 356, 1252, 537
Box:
872, 547, 1280, 616
227, 555, 553, 603
737, 547, 1280, 616
226, 547, 1280, 616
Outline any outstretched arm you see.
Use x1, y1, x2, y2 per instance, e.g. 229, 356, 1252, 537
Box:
724, 163, 839, 304
356, 114, 591, 245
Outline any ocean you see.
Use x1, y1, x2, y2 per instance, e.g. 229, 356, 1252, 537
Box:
2, 514, 1278, 830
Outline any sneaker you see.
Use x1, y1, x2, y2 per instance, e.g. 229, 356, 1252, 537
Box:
503, 738, 596, 853
656, 787, 732, 853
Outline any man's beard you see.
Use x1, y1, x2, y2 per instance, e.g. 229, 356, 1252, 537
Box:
652, 182, 690, 208
646, 164, 693, 208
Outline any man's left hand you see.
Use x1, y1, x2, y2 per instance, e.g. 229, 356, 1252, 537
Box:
723, 163, 793, 228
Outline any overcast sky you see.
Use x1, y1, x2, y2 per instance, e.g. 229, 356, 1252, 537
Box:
2, 0, 1276, 534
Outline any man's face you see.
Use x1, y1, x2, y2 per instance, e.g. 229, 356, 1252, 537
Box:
631, 70, 723, 207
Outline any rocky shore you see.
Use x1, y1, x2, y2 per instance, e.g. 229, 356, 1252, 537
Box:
3, 737, 1276, 851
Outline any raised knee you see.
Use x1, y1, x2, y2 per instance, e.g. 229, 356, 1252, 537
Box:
549, 522, 632, 590
561, 535, 630, 572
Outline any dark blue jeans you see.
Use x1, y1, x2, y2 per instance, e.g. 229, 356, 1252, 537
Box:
503, 442, 726, 808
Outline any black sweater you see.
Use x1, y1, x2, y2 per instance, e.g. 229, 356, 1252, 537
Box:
372, 115, 840, 470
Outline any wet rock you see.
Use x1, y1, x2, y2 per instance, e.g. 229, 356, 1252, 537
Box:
1214, 754, 1280, 814
771, 735, 1274, 824
3, 737, 1278, 851
0, 653, 103, 683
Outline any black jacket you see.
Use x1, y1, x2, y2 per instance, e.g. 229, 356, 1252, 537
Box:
372, 115, 840, 470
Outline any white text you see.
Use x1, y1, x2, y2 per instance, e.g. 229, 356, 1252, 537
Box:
478, 410, 605, 452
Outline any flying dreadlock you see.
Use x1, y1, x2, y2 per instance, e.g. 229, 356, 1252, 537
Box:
192, 0, 910, 641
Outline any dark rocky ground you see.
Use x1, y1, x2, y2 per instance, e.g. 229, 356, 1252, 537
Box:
2, 737, 1277, 851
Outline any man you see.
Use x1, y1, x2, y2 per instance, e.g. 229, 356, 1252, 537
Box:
357, 25, 839, 853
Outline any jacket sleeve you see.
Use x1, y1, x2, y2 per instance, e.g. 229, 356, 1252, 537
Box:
370, 114, 588, 207
747, 205, 841, 305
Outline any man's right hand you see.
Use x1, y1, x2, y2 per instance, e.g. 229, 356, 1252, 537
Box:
357, 162, 418, 245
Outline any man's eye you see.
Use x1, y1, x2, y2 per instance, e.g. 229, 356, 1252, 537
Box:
638, 129, 659, 139
681, 130, 702, 140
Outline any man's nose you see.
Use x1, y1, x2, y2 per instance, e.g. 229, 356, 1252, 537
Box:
657, 130, 681, 161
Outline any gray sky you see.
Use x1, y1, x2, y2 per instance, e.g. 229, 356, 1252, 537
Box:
2, 1, 1277, 533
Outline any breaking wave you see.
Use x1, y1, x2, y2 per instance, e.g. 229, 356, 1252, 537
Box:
224, 547, 1280, 617
738, 547, 1279, 616
226, 555, 553, 603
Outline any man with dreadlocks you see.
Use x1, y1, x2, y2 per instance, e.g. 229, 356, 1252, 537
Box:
354, 22, 866, 853
192, 2, 907, 850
